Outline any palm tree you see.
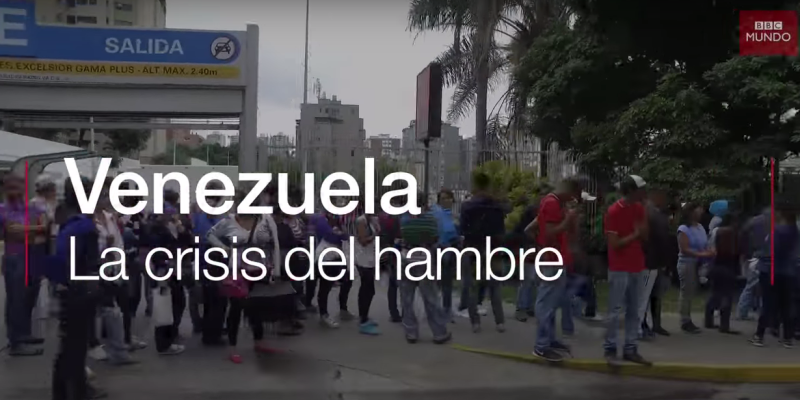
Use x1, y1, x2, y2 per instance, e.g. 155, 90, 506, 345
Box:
408, 0, 570, 164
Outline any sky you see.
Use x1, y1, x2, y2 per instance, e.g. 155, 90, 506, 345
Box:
166, 0, 500, 139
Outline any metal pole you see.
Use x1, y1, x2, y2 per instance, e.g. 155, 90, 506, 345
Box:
423, 139, 430, 205
89, 117, 95, 152
303, 0, 310, 105
172, 138, 176, 165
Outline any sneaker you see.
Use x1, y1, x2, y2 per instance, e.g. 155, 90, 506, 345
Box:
127, 337, 148, 351
471, 323, 481, 333
21, 337, 44, 345
390, 315, 402, 323
406, 335, 418, 344
551, 341, 571, 354
526, 309, 536, 317
88, 346, 108, 361
623, 351, 652, 366
719, 328, 741, 335
779, 339, 794, 349
652, 326, 671, 336
86, 385, 109, 400
455, 309, 470, 319
159, 344, 185, 356
515, 310, 528, 322
604, 350, 619, 365
359, 322, 380, 336
477, 306, 488, 316
339, 310, 356, 322
496, 324, 506, 333
320, 314, 340, 329
433, 332, 452, 344
229, 353, 243, 364
532, 347, 564, 362
749, 335, 764, 347
681, 322, 701, 334
8, 345, 43, 357
109, 357, 139, 366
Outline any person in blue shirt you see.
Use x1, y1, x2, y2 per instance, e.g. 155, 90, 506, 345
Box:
750, 196, 799, 348
431, 189, 460, 317
50, 177, 107, 400
676, 202, 713, 334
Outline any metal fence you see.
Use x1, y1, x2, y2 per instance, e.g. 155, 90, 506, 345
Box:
254, 141, 604, 231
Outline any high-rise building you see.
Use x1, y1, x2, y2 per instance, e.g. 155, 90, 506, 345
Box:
205, 132, 226, 146
35, 0, 166, 28
297, 95, 366, 182
365, 134, 401, 161
400, 120, 463, 193
228, 134, 239, 147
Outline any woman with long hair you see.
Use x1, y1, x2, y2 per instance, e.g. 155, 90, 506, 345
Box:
676, 202, 713, 334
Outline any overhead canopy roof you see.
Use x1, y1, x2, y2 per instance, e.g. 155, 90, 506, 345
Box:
0, 129, 86, 164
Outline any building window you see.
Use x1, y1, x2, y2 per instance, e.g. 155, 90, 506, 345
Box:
114, 19, 133, 26
381, 149, 392, 157
115, 2, 134, 11
76, 15, 98, 24
382, 140, 392, 148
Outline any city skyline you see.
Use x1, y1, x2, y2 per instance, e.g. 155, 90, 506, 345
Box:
166, 0, 501, 140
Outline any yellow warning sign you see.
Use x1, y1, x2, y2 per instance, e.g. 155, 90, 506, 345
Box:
0, 59, 240, 79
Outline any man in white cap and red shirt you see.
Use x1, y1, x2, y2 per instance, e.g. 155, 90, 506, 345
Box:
603, 174, 651, 365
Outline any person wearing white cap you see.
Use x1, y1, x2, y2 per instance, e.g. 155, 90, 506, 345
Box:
603, 175, 651, 365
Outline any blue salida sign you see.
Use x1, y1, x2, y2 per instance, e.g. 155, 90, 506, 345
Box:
0, 1, 241, 64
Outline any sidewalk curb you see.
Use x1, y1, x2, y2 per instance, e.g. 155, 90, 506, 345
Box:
451, 344, 800, 383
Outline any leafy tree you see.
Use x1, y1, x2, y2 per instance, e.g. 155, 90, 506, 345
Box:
103, 129, 152, 158
517, 0, 800, 201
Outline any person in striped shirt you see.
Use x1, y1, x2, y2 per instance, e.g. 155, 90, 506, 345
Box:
398, 192, 451, 344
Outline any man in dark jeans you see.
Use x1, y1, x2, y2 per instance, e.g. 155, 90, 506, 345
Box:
50, 177, 107, 400
641, 188, 672, 337
378, 198, 403, 322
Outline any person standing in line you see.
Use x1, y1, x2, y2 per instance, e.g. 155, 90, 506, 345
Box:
311, 209, 352, 328
398, 191, 452, 344
352, 197, 382, 335
750, 196, 799, 348
736, 207, 769, 321
193, 191, 227, 345
50, 176, 107, 400
704, 214, 742, 334
459, 172, 507, 333
603, 175, 651, 365
378, 196, 403, 323
532, 178, 581, 362
27, 176, 55, 345
640, 188, 672, 337
1, 174, 46, 356
676, 203, 712, 334
515, 202, 540, 322
431, 189, 460, 320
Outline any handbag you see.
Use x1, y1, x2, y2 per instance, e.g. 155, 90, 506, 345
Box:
152, 286, 174, 327
220, 217, 259, 298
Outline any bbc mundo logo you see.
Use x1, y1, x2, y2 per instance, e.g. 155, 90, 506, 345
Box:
210, 37, 235, 60
747, 20, 792, 42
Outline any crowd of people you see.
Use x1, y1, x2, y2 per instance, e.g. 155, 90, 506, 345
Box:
0, 170, 797, 400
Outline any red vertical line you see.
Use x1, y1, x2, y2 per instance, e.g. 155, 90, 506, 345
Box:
24, 161, 29, 287
770, 157, 775, 286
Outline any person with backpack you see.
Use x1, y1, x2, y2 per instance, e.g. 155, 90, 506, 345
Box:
459, 171, 507, 333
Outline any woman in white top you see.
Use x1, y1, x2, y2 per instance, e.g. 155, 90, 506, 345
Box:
353, 204, 381, 336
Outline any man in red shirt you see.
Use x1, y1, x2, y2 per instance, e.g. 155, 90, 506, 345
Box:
603, 175, 651, 365
532, 178, 581, 362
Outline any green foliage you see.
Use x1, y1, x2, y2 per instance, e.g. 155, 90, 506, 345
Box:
516, 0, 800, 202
103, 129, 151, 157
152, 143, 240, 166
471, 160, 547, 230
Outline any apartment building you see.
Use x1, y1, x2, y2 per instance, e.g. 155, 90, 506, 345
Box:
365, 134, 401, 161
401, 120, 463, 192
35, 0, 166, 28
297, 95, 367, 181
